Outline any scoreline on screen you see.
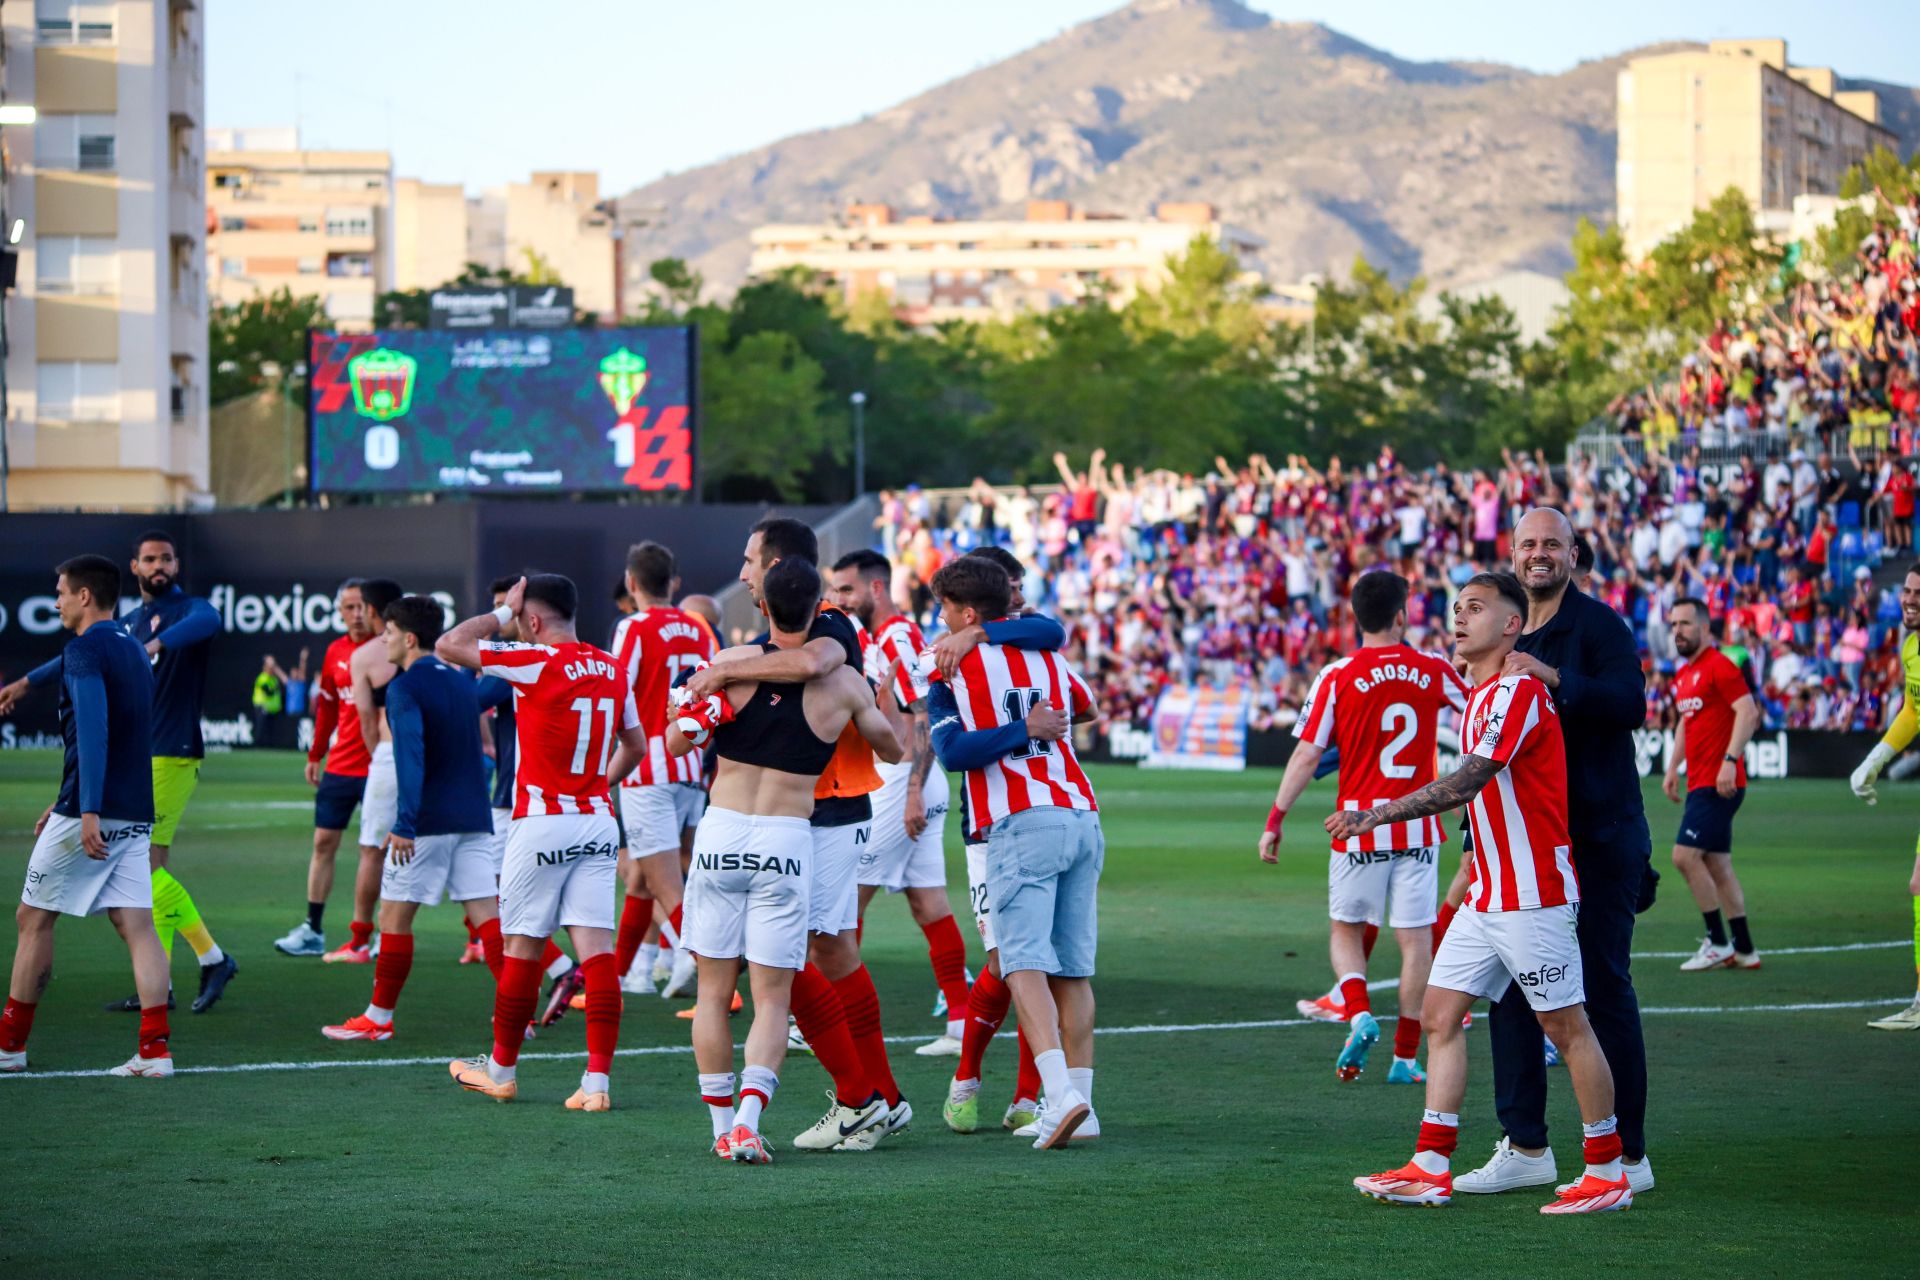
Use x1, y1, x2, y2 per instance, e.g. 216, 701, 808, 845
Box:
306, 325, 697, 496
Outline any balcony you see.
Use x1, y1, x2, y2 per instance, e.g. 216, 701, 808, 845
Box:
169, 175, 203, 243
168, 33, 202, 125
171, 289, 203, 354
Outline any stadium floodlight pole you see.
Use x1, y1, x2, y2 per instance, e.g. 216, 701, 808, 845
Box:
850, 389, 867, 498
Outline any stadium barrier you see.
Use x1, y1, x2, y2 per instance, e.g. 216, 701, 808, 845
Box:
0, 501, 836, 746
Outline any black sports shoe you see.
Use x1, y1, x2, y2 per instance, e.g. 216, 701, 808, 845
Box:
103, 991, 176, 1012
540, 963, 584, 1027
191, 954, 239, 1013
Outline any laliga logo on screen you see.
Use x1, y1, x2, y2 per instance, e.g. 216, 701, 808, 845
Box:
349, 347, 418, 422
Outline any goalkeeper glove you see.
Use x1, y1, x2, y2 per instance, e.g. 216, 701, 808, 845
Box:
1851, 741, 1896, 803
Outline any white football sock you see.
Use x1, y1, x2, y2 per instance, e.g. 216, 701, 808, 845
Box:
1033, 1048, 1073, 1103
699, 1071, 736, 1138
1067, 1066, 1094, 1106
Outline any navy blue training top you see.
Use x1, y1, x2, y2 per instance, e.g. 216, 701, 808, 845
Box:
29, 586, 218, 759
54, 619, 156, 822
387, 655, 493, 840
477, 675, 516, 811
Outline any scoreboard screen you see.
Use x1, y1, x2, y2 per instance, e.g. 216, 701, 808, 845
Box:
307, 326, 696, 495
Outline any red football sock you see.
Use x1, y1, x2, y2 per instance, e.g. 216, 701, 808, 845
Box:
1014, 1025, 1041, 1102
1584, 1130, 1623, 1167
540, 939, 566, 969
477, 917, 504, 979
371, 931, 415, 1011
957, 968, 1011, 1081
1361, 923, 1379, 959
614, 895, 652, 978
1339, 974, 1370, 1019
792, 963, 871, 1105
580, 953, 620, 1075
1417, 1118, 1458, 1158
464, 917, 481, 945
832, 965, 899, 1107
1432, 901, 1457, 949
920, 915, 972, 1023
138, 1005, 171, 1059
349, 920, 374, 952
490, 956, 543, 1068
1392, 1009, 1423, 1059
0, 997, 37, 1052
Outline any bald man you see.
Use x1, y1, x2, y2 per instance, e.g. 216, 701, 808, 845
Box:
1452, 507, 1655, 1199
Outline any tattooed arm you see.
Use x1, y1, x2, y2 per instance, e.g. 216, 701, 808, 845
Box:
1324, 756, 1501, 841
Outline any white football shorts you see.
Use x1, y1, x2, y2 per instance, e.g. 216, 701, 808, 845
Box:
21, 814, 153, 917
809, 817, 869, 935
683, 806, 811, 970
964, 839, 994, 953
1429, 902, 1585, 1012
357, 742, 398, 850
381, 831, 499, 907
1327, 845, 1440, 930
859, 762, 950, 892
497, 813, 619, 938
621, 781, 706, 856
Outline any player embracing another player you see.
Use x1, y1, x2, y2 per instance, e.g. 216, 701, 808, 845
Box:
434, 575, 646, 1111
1336, 573, 1632, 1214
1261, 569, 1469, 1084
671, 556, 904, 1163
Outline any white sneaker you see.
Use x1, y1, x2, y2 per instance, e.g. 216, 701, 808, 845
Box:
0, 1047, 25, 1073
1730, 950, 1762, 970
1453, 1137, 1557, 1193
660, 949, 698, 999
652, 952, 675, 985
1868, 995, 1920, 1031
1004, 1097, 1039, 1131
1679, 939, 1735, 971
791, 1090, 886, 1150
786, 1019, 813, 1055
836, 1098, 913, 1151
272, 920, 325, 957
914, 1033, 963, 1057
1014, 1105, 1098, 1141
1029, 1089, 1091, 1149
109, 1053, 174, 1078
1559, 1155, 1654, 1195
619, 972, 656, 996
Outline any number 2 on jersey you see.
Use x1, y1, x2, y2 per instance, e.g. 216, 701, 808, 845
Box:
568, 697, 616, 774
1378, 702, 1417, 779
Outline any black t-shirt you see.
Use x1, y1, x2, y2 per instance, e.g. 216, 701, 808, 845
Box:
749, 606, 861, 673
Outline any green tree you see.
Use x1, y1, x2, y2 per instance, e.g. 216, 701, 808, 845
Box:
209, 287, 329, 407
694, 309, 838, 500
1819, 145, 1918, 277
646, 258, 705, 313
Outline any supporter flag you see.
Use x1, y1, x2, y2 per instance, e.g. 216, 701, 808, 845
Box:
1144, 683, 1251, 771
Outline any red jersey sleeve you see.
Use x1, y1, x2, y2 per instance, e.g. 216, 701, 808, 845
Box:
1294, 660, 1341, 748
1469, 676, 1539, 769
1709, 652, 1751, 706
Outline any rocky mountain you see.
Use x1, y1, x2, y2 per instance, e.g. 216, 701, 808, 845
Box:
612, 0, 1920, 293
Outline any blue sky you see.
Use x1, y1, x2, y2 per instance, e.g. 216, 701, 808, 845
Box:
208, 0, 1919, 195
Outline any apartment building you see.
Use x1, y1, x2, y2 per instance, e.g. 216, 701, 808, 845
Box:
466, 171, 616, 315
0, 1, 208, 511
1618, 39, 1895, 257
748, 200, 1266, 323
392, 176, 467, 292
205, 129, 390, 329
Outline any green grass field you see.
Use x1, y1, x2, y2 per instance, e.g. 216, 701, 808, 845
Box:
0, 752, 1912, 1278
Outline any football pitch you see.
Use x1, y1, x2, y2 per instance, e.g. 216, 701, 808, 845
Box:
0, 753, 1910, 1278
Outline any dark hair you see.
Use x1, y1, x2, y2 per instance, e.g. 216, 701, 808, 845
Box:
132, 529, 177, 558
1572, 534, 1594, 575
57, 554, 120, 610
359, 578, 403, 619
1466, 571, 1528, 619
1908, 560, 1920, 580
613, 578, 632, 603
1671, 595, 1711, 622
965, 545, 1026, 583
832, 548, 891, 584
1350, 570, 1410, 635
930, 556, 1012, 620
522, 573, 578, 623
340, 576, 367, 596
752, 516, 818, 566
385, 595, 445, 650
488, 575, 518, 597
763, 557, 823, 633
626, 541, 676, 600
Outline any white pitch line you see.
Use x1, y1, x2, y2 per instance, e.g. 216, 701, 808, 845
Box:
2, 997, 1907, 1082
1633, 939, 1906, 959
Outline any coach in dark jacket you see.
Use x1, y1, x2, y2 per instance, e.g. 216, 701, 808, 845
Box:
1459, 507, 1654, 1195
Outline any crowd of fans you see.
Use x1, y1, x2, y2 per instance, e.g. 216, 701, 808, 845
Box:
868, 190, 1920, 738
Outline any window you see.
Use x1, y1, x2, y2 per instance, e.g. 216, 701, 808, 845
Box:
327, 254, 372, 278
36, 115, 116, 173
298, 217, 319, 234
37, 236, 117, 295
36, 4, 115, 44
220, 258, 243, 277
218, 216, 246, 232
325, 207, 372, 238
297, 258, 321, 275
38, 361, 119, 421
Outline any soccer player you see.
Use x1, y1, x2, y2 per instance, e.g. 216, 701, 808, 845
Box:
1338, 573, 1631, 1214
436, 574, 645, 1110
1849, 561, 1920, 1030
329, 578, 405, 964
275, 581, 375, 957
827, 550, 970, 1056
2, 531, 239, 1014
927, 555, 1104, 1150
322, 596, 503, 1041
610, 541, 715, 997
1663, 598, 1763, 972
671, 556, 905, 1162
934, 545, 1064, 1134
1261, 570, 1469, 1084
688, 518, 911, 1151
0, 556, 172, 1077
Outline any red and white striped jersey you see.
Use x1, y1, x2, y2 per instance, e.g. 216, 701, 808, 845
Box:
1296, 643, 1470, 852
865, 614, 931, 710
611, 606, 717, 786
1460, 673, 1577, 911
947, 642, 1098, 835
478, 639, 639, 819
